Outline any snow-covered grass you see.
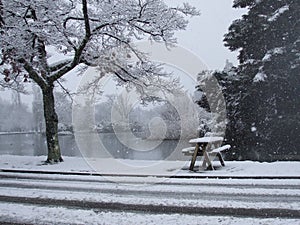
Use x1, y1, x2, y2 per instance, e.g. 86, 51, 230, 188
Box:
1, 154, 300, 178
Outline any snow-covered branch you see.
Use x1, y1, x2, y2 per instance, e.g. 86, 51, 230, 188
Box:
1, 0, 199, 91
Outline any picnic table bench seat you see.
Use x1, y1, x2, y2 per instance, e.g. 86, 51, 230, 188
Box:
182, 136, 231, 171
210, 144, 231, 153
182, 144, 231, 156
182, 147, 199, 156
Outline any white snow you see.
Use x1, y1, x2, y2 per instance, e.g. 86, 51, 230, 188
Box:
1, 155, 300, 179
253, 72, 267, 82
1, 178, 299, 209
268, 5, 289, 22
189, 136, 223, 143
262, 47, 284, 61
0, 202, 298, 225
0, 155, 300, 224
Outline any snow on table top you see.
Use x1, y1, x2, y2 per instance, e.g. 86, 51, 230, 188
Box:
189, 136, 223, 143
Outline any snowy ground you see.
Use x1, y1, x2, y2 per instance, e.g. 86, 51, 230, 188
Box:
1, 154, 300, 178
0, 155, 300, 224
0, 203, 299, 225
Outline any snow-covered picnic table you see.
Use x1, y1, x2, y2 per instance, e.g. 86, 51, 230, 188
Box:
182, 136, 231, 171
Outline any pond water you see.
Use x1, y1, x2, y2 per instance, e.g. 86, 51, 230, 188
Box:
0, 132, 189, 161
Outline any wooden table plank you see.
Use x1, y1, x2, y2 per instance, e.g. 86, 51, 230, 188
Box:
189, 136, 223, 144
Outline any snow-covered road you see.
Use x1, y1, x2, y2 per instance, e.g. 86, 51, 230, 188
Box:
0, 172, 299, 224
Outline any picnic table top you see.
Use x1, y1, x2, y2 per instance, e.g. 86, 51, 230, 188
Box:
189, 136, 223, 144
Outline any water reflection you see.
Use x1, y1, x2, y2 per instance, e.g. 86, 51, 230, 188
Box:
0, 133, 80, 157
0, 133, 189, 160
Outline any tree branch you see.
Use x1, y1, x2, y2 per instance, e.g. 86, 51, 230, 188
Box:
0, 0, 4, 27
49, 59, 73, 72
91, 22, 114, 33
19, 58, 47, 89
82, 0, 91, 36
101, 32, 145, 62
48, 64, 74, 83
114, 71, 130, 83
56, 79, 74, 104
49, 0, 92, 82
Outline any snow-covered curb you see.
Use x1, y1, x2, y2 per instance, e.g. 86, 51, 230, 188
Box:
1, 155, 300, 178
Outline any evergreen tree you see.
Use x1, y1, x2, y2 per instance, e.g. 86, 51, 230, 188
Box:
222, 0, 300, 161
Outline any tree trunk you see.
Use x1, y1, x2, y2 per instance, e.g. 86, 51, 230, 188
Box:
42, 84, 63, 163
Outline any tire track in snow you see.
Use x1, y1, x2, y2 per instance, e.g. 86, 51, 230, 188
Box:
0, 195, 299, 219
0, 180, 299, 204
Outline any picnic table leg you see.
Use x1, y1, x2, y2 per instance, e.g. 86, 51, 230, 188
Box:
203, 151, 214, 170
201, 144, 214, 170
202, 155, 207, 168
189, 143, 200, 171
217, 153, 225, 166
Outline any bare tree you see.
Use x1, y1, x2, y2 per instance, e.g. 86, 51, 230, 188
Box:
0, 0, 198, 163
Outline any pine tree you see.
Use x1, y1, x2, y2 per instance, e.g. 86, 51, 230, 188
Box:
223, 0, 300, 160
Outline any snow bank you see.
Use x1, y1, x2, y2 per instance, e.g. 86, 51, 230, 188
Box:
1, 155, 300, 178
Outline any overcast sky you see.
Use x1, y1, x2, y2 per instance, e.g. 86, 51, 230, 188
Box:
165, 0, 247, 70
